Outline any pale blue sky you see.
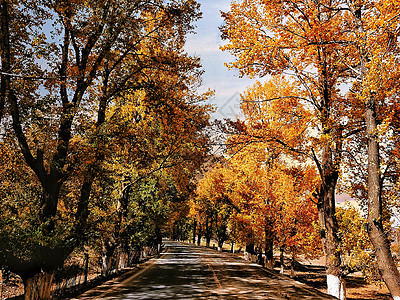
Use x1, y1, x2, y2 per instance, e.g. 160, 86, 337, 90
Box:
185, 0, 257, 120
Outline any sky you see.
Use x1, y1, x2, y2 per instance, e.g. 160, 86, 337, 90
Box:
184, 0, 257, 120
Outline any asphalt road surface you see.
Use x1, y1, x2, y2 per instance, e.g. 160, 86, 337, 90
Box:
76, 240, 336, 299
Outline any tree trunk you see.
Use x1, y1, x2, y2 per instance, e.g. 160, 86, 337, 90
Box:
365, 98, 400, 299
101, 254, 112, 276
315, 142, 344, 300
245, 242, 255, 254
217, 240, 224, 251
205, 217, 211, 247
24, 271, 53, 300
319, 183, 344, 300
217, 223, 227, 251
193, 220, 197, 244
101, 239, 116, 276
197, 233, 201, 246
290, 251, 295, 278
264, 238, 274, 269
205, 236, 210, 247
264, 225, 274, 269
155, 226, 162, 250
119, 252, 128, 269
279, 245, 285, 274
115, 254, 121, 273
244, 242, 254, 261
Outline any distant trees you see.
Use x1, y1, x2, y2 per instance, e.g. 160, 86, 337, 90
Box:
191, 143, 322, 268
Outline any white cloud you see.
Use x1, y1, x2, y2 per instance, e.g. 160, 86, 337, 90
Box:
184, 0, 258, 119
185, 37, 220, 54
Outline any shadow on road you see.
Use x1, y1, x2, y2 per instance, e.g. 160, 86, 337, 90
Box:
75, 241, 337, 300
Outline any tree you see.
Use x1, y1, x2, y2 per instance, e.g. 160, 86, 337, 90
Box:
344, 1, 400, 297
274, 166, 323, 274
220, 1, 364, 297
226, 140, 322, 269
193, 139, 321, 271
195, 164, 234, 249
100, 81, 211, 263
0, 0, 205, 298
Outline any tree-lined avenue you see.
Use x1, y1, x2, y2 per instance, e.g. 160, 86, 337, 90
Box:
76, 240, 336, 299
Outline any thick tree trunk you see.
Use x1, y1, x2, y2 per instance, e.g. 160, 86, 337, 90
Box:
245, 242, 255, 254
101, 254, 112, 276
217, 223, 227, 250
23, 271, 53, 300
244, 242, 255, 261
205, 236, 210, 247
119, 252, 128, 269
40, 183, 62, 223
365, 99, 400, 299
217, 240, 224, 251
319, 185, 344, 299
316, 143, 344, 300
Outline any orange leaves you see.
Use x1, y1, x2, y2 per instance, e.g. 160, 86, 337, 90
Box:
243, 77, 311, 143
193, 145, 320, 255
221, 0, 349, 82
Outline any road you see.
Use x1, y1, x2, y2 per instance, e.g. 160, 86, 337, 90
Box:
75, 240, 336, 299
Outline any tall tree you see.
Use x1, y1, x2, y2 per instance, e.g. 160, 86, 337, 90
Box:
220, 1, 361, 297
222, 1, 400, 298
345, 0, 400, 297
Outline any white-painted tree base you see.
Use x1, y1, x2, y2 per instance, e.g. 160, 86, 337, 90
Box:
327, 275, 345, 300
393, 297, 400, 300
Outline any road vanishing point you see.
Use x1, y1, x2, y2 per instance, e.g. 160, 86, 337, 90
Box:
75, 240, 336, 299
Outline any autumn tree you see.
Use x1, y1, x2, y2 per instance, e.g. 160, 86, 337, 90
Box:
222, 0, 400, 297
194, 164, 234, 249
193, 138, 321, 271
0, 0, 206, 298
226, 139, 322, 268
341, 1, 400, 297
273, 166, 322, 275
220, 1, 365, 297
